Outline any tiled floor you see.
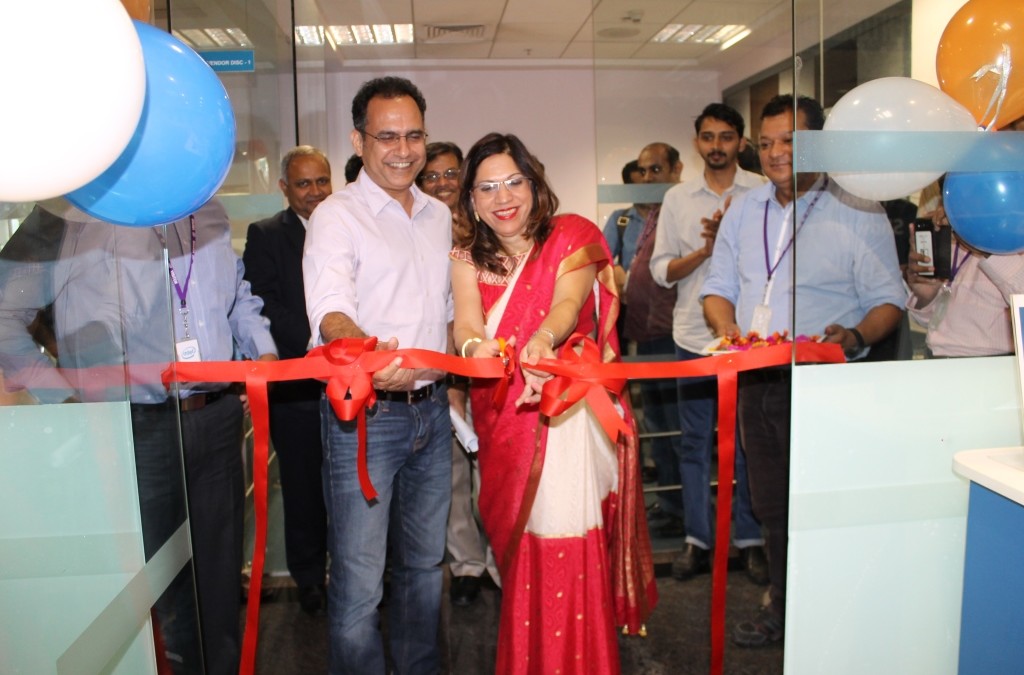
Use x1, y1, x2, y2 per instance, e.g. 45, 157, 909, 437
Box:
241, 461, 784, 674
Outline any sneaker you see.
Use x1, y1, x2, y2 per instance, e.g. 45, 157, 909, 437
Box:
733, 605, 784, 647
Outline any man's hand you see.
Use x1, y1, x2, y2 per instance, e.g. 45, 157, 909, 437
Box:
371, 337, 414, 391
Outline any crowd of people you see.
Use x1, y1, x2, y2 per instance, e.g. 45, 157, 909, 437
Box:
1, 72, 1022, 674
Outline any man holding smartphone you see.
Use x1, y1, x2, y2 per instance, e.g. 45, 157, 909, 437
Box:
907, 206, 1024, 357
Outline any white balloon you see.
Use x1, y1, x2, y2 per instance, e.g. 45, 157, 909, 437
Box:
823, 77, 978, 201
0, 0, 145, 202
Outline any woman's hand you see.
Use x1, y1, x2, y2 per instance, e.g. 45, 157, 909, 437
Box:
515, 333, 554, 407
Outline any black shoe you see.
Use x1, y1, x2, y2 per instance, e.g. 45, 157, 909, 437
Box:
654, 515, 684, 538
298, 583, 326, 616
739, 545, 770, 586
449, 575, 481, 607
671, 543, 710, 581
733, 605, 784, 647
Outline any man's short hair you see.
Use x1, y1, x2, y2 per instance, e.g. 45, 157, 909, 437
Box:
761, 94, 825, 131
280, 145, 330, 180
343, 154, 363, 183
424, 141, 463, 166
621, 159, 639, 183
694, 102, 745, 138
351, 76, 427, 132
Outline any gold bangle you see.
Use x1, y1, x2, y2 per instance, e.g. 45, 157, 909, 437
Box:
460, 337, 483, 358
531, 327, 556, 347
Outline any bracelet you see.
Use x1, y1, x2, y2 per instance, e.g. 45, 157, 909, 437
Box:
531, 327, 557, 347
460, 337, 483, 358
847, 327, 866, 354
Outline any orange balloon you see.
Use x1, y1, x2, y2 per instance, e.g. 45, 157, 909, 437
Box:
936, 0, 1024, 129
120, 0, 151, 22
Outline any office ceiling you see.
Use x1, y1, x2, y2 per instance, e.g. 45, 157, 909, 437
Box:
161, 0, 903, 72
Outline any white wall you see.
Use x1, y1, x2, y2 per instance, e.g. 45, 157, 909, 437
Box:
310, 67, 723, 225
910, 0, 964, 86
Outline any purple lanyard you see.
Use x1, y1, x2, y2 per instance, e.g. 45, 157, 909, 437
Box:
168, 215, 196, 309
949, 241, 969, 283
762, 178, 828, 281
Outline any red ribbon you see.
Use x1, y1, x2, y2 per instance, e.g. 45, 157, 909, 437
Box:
162, 339, 508, 675
159, 336, 842, 675
527, 335, 844, 675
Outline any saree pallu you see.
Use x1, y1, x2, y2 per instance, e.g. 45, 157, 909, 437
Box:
458, 214, 656, 674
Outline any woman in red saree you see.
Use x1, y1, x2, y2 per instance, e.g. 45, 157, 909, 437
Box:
451, 133, 657, 674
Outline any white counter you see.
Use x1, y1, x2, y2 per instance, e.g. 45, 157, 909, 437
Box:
953, 446, 1024, 506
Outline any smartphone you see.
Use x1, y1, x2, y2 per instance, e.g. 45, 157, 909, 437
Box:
912, 218, 952, 278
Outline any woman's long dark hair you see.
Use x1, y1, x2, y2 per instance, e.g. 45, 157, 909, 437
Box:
457, 133, 559, 275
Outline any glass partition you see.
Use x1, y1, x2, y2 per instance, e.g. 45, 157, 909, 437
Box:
0, 0, 299, 670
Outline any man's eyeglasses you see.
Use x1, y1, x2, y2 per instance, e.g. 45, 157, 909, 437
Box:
472, 175, 530, 196
362, 130, 428, 146
422, 168, 460, 184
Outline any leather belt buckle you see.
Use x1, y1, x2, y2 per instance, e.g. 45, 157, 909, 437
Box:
375, 381, 439, 404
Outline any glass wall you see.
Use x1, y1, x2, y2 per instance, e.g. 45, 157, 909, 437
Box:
0, 0, 298, 671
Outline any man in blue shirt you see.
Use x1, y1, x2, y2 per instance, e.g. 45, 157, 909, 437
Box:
0, 198, 278, 673
702, 95, 904, 647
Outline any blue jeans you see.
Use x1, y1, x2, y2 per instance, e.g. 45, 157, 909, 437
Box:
635, 337, 684, 518
322, 385, 452, 675
675, 346, 763, 549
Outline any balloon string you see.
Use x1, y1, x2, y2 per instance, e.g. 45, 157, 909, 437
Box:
972, 44, 1011, 131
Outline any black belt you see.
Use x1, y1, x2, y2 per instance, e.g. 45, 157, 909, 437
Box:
374, 381, 441, 404
179, 389, 228, 412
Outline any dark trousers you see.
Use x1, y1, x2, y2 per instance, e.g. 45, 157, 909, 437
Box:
737, 368, 792, 615
133, 395, 245, 675
269, 386, 328, 588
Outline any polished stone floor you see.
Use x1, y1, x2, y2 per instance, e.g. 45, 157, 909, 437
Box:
241, 462, 784, 674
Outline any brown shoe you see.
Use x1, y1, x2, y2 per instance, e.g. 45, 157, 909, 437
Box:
671, 543, 710, 581
740, 545, 770, 586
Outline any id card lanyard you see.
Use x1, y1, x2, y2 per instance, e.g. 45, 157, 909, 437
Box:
929, 240, 970, 329
156, 215, 201, 361
751, 179, 828, 336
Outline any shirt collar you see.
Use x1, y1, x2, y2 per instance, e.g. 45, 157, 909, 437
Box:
355, 169, 431, 219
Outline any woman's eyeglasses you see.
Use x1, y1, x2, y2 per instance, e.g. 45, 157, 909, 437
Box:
472, 175, 530, 196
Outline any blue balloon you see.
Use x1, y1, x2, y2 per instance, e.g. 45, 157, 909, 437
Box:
67, 21, 235, 226
944, 171, 1024, 255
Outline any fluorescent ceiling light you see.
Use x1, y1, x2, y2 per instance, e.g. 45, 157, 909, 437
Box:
394, 24, 414, 44
181, 28, 216, 48
719, 28, 751, 51
651, 23, 748, 45
351, 25, 374, 44
204, 28, 235, 48
326, 26, 356, 45
295, 25, 324, 46
317, 24, 413, 46
372, 24, 395, 44
225, 28, 253, 47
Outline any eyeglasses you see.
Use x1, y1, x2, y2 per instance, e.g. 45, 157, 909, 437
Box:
422, 168, 459, 183
361, 129, 428, 146
472, 175, 531, 196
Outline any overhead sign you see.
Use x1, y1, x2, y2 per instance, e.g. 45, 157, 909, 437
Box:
199, 49, 255, 73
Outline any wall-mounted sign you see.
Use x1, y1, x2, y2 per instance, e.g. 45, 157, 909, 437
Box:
198, 49, 255, 73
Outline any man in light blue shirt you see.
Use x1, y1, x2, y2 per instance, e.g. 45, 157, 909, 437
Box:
0, 197, 278, 674
651, 103, 767, 585
702, 94, 904, 648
